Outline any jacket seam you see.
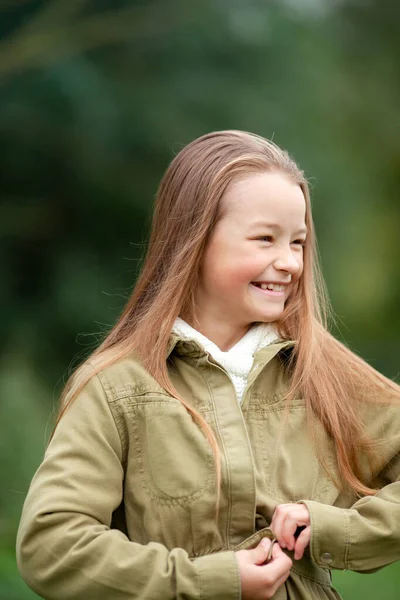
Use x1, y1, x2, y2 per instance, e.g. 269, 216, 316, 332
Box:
94, 369, 126, 466
249, 405, 306, 416
107, 390, 174, 402
290, 565, 331, 587
126, 400, 213, 413
195, 363, 233, 547
343, 509, 350, 569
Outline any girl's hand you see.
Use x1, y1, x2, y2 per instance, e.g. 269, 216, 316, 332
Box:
270, 503, 311, 560
236, 538, 292, 600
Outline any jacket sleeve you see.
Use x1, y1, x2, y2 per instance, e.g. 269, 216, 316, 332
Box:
16, 374, 240, 600
300, 434, 400, 573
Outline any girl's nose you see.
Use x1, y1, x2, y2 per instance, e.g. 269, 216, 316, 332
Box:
274, 248, 301, 274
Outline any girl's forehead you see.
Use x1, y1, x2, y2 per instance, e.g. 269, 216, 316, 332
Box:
221, 171, 306, 226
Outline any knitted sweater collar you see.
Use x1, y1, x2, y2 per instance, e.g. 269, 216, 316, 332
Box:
172, 318, 280, 403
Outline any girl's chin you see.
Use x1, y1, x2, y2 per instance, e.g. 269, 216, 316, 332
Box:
251, 308, 284, 323
251, 298, 286, 317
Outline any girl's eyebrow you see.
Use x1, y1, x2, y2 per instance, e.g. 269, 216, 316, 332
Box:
250, 221, 307, 235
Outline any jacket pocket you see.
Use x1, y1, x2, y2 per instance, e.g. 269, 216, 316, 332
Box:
248, 405, 339, 504
128, 400, 215, 504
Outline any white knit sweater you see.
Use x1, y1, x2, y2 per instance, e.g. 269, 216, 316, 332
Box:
172, 318, 279, 403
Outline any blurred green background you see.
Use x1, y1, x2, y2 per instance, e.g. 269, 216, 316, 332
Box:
1, 1, 399, 598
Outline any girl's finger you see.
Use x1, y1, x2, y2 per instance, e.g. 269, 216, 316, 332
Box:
272, 505, 308, 549
281, 509, 310, 550
274, 504, 311, 522
270, 570, 292, 597
294, 526, 311, 561
270, 505, 291, 547
271, 540, 288, 559
280, 515, 298, 551
261, 544, 292, 583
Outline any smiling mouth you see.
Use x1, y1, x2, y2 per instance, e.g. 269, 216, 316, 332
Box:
251, 282, 286, 292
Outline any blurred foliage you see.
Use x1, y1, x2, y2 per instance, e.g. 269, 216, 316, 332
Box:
1, 0, 399, 598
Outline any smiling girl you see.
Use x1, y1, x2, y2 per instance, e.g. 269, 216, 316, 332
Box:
17, 131, 400, 599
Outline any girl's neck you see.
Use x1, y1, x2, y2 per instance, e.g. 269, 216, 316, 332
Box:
180, 317, 252, 352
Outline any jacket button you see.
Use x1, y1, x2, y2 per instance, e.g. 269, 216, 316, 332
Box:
320, 552, 333, 564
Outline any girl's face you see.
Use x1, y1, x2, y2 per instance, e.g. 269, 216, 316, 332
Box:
195, 171, 307, 348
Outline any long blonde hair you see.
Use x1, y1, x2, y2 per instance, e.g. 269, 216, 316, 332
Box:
51, 130, 400, 499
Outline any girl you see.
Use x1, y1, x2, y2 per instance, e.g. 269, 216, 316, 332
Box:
17, 131, 400, 600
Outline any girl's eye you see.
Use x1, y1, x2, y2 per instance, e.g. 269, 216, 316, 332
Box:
258, 236, 273, 242
292, 239, 306, 246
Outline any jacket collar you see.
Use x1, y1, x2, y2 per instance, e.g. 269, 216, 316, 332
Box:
167, 331, 296, 362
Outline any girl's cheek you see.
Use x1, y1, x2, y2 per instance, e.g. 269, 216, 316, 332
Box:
211, 268, 249, 295
225, 262, 256, 283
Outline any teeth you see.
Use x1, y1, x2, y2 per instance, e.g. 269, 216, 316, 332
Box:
259, 283, 284, 292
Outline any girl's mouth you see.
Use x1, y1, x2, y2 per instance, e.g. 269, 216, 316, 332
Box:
251, 282, 286, 297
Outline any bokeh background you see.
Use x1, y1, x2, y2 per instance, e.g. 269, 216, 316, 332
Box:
1, 1, 399, 598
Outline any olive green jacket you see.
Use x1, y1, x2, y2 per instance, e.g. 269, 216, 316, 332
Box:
17, 337, 400, 599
